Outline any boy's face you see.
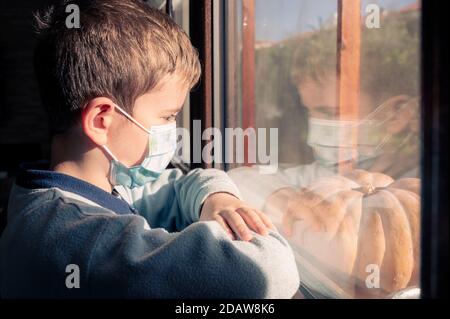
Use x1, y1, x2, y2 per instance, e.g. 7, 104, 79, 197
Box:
296, 73, 418, 138
297, 73, 374, 120
296, 73, 419, 175
107, 73, 189, 168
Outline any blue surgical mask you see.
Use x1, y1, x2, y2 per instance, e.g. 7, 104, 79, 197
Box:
102, 104, 177, 188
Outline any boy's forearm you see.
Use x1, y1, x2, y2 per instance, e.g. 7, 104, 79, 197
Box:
89, 217, 300, 298
173, 168, 242, 222
114, 168, 242, 231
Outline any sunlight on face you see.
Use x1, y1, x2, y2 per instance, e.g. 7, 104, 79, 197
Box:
109, 73, 189, 167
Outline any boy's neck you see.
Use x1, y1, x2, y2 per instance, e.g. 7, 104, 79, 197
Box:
50, 133, 113, 193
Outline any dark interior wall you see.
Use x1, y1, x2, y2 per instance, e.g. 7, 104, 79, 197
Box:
0, 0, 55, 174
0, 0, 161, 175
0, 0, 57, 233
0, 0, 162, 231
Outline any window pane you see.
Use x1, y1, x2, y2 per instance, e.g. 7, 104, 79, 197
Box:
146, 0, 192, 165
226, 0, 421, 299
173, 0, 191, 165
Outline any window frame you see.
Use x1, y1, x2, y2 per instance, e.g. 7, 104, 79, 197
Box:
188, 0, 214, 169
189, 0, 449, 298
420, 0, 449, 299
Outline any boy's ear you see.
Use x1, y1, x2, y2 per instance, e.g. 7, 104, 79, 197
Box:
81, 97, 117, 146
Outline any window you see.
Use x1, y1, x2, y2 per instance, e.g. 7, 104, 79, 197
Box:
172, 0, 192, 166
146, 0, 192, 168
224, 0, 422, 298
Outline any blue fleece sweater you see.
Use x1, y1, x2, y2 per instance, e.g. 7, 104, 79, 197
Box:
0, 164, 300, 298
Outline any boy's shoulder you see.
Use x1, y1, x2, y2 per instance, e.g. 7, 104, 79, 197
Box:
0, 182, 134, 298
10, 164, 137, 217
4, 182, 125, 236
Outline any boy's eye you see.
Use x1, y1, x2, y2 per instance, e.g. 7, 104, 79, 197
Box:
313, 105, 336, 119
163, 114, 178, 121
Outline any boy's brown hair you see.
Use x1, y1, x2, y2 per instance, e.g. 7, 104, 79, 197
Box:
34, 0, 201, 134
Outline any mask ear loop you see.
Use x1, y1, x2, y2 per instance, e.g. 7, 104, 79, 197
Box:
102, 145, 119, 162
112, 103, 152, 135
104, 103, 156, 168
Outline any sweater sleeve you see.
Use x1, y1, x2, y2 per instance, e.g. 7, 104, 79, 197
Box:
114, 168, 242, 232
87, 215, 300, 299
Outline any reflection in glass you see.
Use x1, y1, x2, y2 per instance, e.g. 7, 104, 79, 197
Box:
226, 0, 421, 298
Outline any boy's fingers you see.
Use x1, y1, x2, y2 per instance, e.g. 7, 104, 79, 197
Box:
255, 210, 276, 230
236, 207, 268, 236
220, 210, 253, 241
214, 215, 235, 240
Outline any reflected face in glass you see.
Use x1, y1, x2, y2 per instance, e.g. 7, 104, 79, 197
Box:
296, 73, 373, 120
296, 73, 420, 142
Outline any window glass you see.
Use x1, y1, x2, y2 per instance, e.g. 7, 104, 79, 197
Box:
146, 0, 192, 165
173, 0, 192, 165
226, 0, 421, 299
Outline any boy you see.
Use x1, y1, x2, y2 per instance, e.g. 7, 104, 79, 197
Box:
0, 0, 299, 298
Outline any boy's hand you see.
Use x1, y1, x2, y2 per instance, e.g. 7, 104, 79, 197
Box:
200, 192, 276, 241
